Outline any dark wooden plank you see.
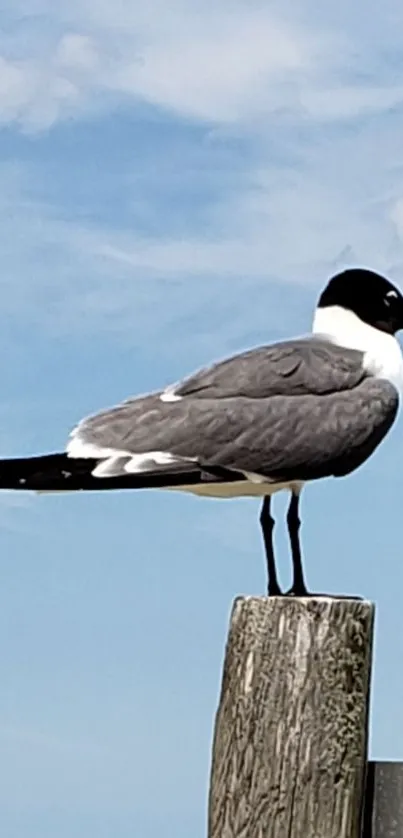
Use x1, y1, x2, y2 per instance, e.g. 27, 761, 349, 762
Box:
208, 596, 374, 838
363, 761, 403, 837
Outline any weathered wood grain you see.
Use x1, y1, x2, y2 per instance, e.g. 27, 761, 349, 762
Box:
208, 596, 374, 838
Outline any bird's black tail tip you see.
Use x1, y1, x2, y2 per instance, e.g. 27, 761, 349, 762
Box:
0, 453, 245, 493
0, 453, 100, 492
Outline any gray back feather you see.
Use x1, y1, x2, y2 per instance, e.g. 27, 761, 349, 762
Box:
172, 337, 366, 399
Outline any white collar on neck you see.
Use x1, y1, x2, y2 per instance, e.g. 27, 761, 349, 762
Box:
312, 304, 403, 392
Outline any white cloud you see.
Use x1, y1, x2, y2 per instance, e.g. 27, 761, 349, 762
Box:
0, 54, 79, 131
300, 84, 403, 121
0, 0, 396, 130
56, 33, 99, 73
110, 11, 320, 123
0, 57, 31, 116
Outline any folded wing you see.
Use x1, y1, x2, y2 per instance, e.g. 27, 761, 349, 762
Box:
163, 337, 367, 400
67, 378, 398, 484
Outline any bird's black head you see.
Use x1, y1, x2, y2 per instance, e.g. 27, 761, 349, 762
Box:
318, 268, 403, 335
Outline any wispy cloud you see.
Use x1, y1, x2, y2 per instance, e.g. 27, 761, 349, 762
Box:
0, 1, 402, 361
1, 120, 403, 359
0, 5, 317, 130
0, 1, 401, 131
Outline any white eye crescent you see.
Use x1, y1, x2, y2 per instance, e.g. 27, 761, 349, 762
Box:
385, 289, 399, 307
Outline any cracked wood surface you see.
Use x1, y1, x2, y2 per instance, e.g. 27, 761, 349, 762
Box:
208, 596, 374, 838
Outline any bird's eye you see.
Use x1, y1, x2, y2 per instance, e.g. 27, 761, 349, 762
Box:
385, 290, 399, 307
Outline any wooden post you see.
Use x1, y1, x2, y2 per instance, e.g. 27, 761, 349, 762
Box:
363, 761, 403, 836
208, 596, 374, 838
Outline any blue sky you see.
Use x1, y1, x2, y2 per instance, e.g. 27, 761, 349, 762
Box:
1, 1, 403, 835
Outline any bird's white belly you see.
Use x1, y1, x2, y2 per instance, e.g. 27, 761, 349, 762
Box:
164, 479, 303, 499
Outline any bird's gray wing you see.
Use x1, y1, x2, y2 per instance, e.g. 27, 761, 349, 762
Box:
162, 337, 367, 400
68, 379, 398, 482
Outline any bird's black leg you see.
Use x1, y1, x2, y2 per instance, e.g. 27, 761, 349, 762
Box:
260, 496, 282, 596
286, 491, 309, 597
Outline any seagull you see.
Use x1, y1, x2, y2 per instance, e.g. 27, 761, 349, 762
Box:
0, 267, 402, 597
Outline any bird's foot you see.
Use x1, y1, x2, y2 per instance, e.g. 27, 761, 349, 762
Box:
284, 587, 363, 600
284, 579, 310, 597
267, 583, 283, 596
